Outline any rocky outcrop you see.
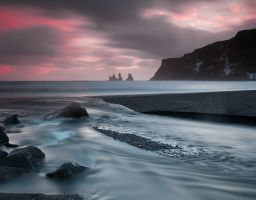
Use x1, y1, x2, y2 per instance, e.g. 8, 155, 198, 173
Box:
3, 114, 20, 126
126, 73, 134, 81
0, 124, 9, 145
57, 102, 89, 118
151, 29, 256, 80
2, 146, 45, 171
46, 102, 89, 120
47, 162, 87, 179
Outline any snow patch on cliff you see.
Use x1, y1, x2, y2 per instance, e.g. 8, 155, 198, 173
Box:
247, 72, 256, 80
224, 57, 241, 76
194, 60, 203, 72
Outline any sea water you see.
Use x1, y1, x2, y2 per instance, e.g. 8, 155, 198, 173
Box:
0, 81, 255, 200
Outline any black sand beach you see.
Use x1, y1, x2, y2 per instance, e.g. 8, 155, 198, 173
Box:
100, 90, 256, 124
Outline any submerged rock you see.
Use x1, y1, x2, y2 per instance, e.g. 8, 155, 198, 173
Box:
0, 151, 8, 160
47, 162, 87, 179
2, 146, 45, 171
3, 114, 20, 126
0, 166, 25, 182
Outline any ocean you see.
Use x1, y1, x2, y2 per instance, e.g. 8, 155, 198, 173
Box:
0, 81, 255, 200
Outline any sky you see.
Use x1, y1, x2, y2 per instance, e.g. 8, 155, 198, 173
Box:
0, 0, 255, 81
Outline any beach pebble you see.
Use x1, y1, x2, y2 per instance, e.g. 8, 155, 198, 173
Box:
47, 162, 87, 179
2, 146, 45, 171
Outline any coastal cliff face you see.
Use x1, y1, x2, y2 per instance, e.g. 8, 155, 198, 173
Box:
151, 29, 256, 80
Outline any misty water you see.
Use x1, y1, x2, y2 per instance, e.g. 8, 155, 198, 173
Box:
0, 81, 256, 200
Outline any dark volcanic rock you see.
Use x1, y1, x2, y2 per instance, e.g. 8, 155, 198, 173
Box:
0, 124, 9, 145
56, 102, 89, 119
0, 151, 8, 160
2, 146, 45, 171
3, 114, 20, 126
151, 29, 256, 80
94, 127, 178, 151
0, 124, 5, 133
0, 166, 25, 182
47, 162, 87, 179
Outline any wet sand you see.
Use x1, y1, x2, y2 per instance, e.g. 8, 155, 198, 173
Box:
100, 90, 256, 124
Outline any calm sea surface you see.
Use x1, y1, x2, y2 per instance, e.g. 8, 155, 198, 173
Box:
0, 81, 255, 200
0, 81, 256, 97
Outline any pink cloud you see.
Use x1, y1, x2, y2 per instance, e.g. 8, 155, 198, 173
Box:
0, 65, 13, 74
142, 0, 256, 32
0, 6, 86, 32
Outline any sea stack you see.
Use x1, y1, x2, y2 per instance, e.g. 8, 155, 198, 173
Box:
108, 73, 124, 81
126, 73, 134, 81
109, 74, 118, 81
118, 73, 123, 81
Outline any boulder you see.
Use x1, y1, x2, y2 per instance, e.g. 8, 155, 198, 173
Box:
2, 146, 45, 171
0, 166, 25, 182
3, 114, 20, 126
0, 124, 5, 133
0, 124, 9, 145
0, 150, 8, 160
47, 162, 87, 179
56, 102, 89, 119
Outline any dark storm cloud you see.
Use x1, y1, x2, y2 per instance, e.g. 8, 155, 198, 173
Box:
0, 0, 255, 81
0, 26, 62, 65
0, 0, 255, 61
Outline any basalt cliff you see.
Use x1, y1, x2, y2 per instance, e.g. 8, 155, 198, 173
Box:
151, 29, 256, 80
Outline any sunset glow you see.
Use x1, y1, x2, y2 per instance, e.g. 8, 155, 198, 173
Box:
0, 0, 255, 80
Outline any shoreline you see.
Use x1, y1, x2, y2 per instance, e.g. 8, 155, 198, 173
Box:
99, 90, 256, 125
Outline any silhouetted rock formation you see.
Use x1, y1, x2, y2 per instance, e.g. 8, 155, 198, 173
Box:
118, 73, 123, 81
151, 29, 256, 80
126, 73, 134, 81
109, 73, 123, 81
109, 73, 134, 81
109, 74, 118, 81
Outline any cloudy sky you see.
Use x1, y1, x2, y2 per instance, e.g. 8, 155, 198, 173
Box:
0, 0, 255, 80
